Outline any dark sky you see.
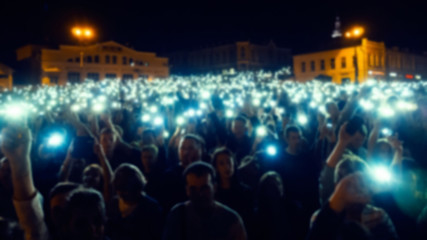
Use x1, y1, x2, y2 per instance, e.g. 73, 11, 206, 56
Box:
1, 0, 427, 65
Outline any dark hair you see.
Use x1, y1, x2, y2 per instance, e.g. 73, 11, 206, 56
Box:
285, 125, 302, 138
233, 116, 249, 126
113, 163, 147, 193
141, 144, 159, 158
141, 129, 156, 143
211, 147, 234, 166
181, 134, 205, 148
49, 182, 80, 200
183, 162, 216, 183
66, 188, 106, 223
100, 127, 114, 135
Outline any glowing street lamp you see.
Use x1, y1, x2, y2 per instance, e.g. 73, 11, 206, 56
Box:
345, 26, 365, 84
71, 26, 95, 68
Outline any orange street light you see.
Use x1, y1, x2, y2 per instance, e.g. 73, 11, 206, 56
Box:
71, 27, 94, 39
345, 26, 364, 38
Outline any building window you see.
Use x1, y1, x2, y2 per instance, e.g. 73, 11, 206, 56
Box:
301, 62, 306, 72
94, 55, 99, 63
75, 57, 80, 63
123, 56, 127, 65
67, 72, 80, 83
105, 55, 110, 64
67, 58, 73, 62
341, 57, 346, 68
129, 58, 134, 66
50, 76, 59, 84
105, 73, 117, 79
87, 73, 100, 81
122, 74, 133, 81
241, 47, 246, 59
86, 56, 92, 63
330, 58, 335, 69
145, 62, 149, 67
320, 60, 325, 70
112, 56, 117, 64
310, 61, 315, 71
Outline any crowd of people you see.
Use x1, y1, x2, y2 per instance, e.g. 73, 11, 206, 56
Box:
1, 71, 427, 240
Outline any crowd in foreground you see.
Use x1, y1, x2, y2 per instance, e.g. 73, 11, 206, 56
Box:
1, 71, 427, 240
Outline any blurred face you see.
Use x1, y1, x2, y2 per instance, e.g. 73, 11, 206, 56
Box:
100, 133, 117, 155
67, 207, 105, 240
178, 138, 202, 168
141, 150, 156, 171
231, 120, 246, 139
83, 166, 102, 189
186, 173, 215, 209
215, 153, 234, 180
286, 131, 301, 151
349, 131, 366, 150
50, 193, 70, 225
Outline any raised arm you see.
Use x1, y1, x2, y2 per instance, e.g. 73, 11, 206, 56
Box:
1, 125, 49, 240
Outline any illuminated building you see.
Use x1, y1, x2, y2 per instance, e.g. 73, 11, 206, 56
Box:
0, 63, 13, 89
16, 41, 169, 85
293, 38, 427, 83
169, 41, 292, 75
293, 38, 387, 84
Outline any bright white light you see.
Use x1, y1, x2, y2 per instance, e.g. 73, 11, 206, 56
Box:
256, 126, 267, 137
381, 128, 393, 137
270, 100, 277, 107
150, 106, 158, 113
154, 116, 163, 126
298, 114, 308, 125
360, 99, 374, 111
71, 104, 80, 112
98, 95, 107, 102
200, 102, 207, 109
163, 131, 169, 138
309, 101, 317, 108
371, 166, 392, 183
201, 91, 210, 99
252, 98, 261, 107
226, 109, 234, 118
379, 107, 395, 118
48, 133, 64, 147
142, 114, 150, 122
176, 116, 185, 125
415, 75, 421, 80
92, 103, 104, 113
266, 145, 277, 156
389, 72, 397, 77
187, 109, 196, 117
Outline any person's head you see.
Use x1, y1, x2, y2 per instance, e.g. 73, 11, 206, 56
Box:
63, 189, 106, 240
334, 154, 369, 185
285, 125, 302, 152
326, 102, 340, 119
113, 163, 146, 204
178, 134, 204, 168
49, 182, 80, 226
82, 164, 103, 191
99, 128, 117, 155
183, 162, 216, 210
231, 116, 248, 139
258, 171, 284, 207
141, 129, 156, 145
211, 147, 235, 182
141, 144, 159, 172
370, 139, 393, 165
348, 127, 367, 151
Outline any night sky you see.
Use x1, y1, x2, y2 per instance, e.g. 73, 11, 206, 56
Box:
1, 0, 427, 66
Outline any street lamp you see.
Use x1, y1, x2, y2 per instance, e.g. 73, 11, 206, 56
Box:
345, 26, 364, 84
71, 27, 95, 67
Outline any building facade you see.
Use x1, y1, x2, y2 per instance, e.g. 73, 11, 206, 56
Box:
16, 41, 169, 85
293, 38, 427, 83
0, 63, 13, 89
169, 41, 292, 75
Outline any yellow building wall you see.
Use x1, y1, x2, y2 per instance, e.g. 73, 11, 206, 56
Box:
0, 64, 13, 89
293, 38, 386, 84
40, 41, 169, 85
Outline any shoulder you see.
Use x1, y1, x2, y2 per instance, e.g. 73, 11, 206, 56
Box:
215, 201, 243, 222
